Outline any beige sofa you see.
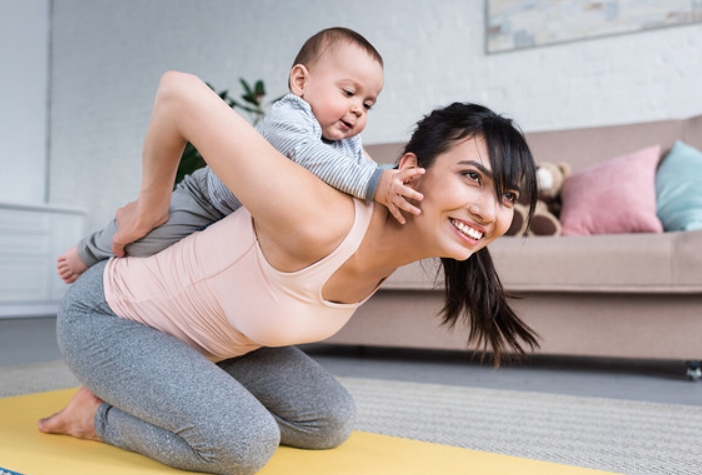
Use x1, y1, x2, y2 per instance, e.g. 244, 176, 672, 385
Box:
325, 114, 702, 368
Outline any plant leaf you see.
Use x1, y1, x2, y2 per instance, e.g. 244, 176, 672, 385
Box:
241, 93, 259, 106
239, 78, 253, 96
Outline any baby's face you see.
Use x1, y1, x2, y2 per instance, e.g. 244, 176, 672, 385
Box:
300, 43, 384, 141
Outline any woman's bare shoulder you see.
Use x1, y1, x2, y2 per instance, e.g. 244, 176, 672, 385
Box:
254, 190, 356, 272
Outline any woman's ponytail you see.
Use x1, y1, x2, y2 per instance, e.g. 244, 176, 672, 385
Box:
441, 250, 538, 367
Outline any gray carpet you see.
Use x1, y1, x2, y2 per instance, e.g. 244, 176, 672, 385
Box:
2, 360, 700, 475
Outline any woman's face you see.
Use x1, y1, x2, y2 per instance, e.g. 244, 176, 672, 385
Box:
408, 136, 518, 261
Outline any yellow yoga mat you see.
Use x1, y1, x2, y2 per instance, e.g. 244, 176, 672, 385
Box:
1, 389, 616, 475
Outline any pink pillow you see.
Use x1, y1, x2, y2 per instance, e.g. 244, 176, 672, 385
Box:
560, 145, 663, 236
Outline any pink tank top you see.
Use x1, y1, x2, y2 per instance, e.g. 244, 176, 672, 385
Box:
104, 199, 376, 362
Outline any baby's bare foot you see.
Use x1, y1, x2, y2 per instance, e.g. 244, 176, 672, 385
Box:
38, 387, 103, 441
57, 246, 88, 284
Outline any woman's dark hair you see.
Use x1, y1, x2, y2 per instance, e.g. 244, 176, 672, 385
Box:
402, 102, 539, 366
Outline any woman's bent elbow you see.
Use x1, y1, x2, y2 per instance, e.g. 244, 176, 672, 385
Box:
157, 71, 198, 100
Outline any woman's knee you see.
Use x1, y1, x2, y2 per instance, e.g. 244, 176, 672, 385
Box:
315, 388, 356, 449
210, 414, 281, 475
287, 384, 356, 450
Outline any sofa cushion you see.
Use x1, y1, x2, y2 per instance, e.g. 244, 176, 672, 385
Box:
655, 141, 702, 232
381, 230, 702, 294
488, 232, 702, 293
559, 145, 663, 236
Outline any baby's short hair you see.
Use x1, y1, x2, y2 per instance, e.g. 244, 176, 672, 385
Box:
292, 27, 384, 70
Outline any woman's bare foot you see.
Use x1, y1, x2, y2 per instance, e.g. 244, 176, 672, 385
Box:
57, 246, 88, 284
38, 387, 103, 441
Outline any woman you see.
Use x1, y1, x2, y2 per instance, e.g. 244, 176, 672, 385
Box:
39, 71, 539, 475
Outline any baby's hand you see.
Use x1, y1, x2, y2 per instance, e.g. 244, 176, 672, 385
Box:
375, 168, 425, 224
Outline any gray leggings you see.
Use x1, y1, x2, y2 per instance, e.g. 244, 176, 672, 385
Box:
57, 262, 355, 475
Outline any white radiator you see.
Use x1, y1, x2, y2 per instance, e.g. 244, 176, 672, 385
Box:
0, 202, 86, 317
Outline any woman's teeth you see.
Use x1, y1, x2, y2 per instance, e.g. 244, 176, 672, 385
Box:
451, 219, 483, 240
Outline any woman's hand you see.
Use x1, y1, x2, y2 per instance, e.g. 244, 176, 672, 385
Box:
112, 199, 169, 257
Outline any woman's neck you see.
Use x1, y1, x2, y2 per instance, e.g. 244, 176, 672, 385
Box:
323, 204, 431, 305
355, 204, 431, 277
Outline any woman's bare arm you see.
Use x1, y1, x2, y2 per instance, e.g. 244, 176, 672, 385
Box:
114, 71, 352, 266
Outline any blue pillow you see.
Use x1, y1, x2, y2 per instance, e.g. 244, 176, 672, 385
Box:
655, 141, 702, 231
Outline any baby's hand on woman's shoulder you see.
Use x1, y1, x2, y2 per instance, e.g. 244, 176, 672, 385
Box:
374, 168, 424, 224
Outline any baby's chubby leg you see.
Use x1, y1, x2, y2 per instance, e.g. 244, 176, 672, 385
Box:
56, 219, 119, 284
56, 168, 226, 284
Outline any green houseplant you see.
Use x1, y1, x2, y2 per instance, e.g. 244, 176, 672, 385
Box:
174, 78, 280, 186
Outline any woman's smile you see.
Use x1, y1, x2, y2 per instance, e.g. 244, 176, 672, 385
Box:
450, 218, 484, 241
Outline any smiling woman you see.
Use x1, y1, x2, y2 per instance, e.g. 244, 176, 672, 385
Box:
39, 71, 539, 475
398, 102, 539, 361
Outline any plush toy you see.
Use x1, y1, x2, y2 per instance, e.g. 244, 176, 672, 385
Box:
536, 162, 571, 214
506, 162, 571, 237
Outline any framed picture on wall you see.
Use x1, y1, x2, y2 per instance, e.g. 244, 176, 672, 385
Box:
486, 0, 702, 53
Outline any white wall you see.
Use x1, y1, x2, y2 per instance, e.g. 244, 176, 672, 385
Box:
48, 0, 702, 230
0, 0, 50, 205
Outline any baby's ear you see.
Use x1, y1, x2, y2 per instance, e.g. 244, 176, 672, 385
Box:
289, 64, 309, 96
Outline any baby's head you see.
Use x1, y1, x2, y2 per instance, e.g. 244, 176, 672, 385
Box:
289, 27, 384, 142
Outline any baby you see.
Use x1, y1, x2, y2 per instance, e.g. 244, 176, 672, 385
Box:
58, 27, 423, 283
